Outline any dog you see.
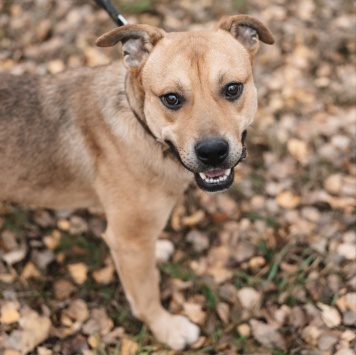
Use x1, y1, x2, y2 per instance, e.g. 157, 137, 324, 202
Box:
0, 15, 274, 350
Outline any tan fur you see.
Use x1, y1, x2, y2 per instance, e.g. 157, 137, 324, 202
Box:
0, 16, 273, 350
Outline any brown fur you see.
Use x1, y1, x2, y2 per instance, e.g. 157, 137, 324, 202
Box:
0, 16, 274, 350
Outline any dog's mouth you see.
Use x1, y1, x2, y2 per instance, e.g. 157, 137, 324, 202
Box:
165, 139, 247, 192
195, 168, 234, 192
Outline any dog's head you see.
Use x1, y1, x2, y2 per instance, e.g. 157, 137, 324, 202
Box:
96, 16, 274, 192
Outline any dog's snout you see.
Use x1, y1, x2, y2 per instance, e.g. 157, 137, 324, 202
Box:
195, 138, 229, 166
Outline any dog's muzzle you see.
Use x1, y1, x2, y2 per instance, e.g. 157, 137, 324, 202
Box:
165, 134, 247, 193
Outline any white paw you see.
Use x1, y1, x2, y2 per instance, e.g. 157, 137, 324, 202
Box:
155, 239, 174, 263
151, 313, 200, 350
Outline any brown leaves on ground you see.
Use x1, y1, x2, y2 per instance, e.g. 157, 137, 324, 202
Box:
0, 0, 355, 354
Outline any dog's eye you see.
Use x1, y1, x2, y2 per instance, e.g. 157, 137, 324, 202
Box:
223, 83, 243, 101
160, 93, 184, 110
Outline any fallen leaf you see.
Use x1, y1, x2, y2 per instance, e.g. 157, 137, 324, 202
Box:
0, 301, 20, 324
237, 287, 262, 311
249, 256, 266, 270
191, 335, 206, 349
87, 334, 99, 349
43, 230, 61, 250
121, 338, 139, 355
317, 303, 342, 328
92, 264, 115, 285
216, 302, 229, 324
336, 243, 356, 260
21, 261, 41, 280
250, 319, 286, 350
287, 138, 309, 164
53, 279, 76, 300
186, 230, 209, 252
68, 263, 88, 285
334, 349, 355, 355
324, 174, 342, 194
182, 210, 205, 227
206, 265, 233, 284
318, 333, 338, 351
8, 308, 52, 354
64, 299, 89, 323
82, 308, 113, 336
276, 190, 301, 209
301, 325, 321, 346
183, 302, 206, 325
3, 350, 21, 355
2, 247, 27, 265
237, 323, 251, 337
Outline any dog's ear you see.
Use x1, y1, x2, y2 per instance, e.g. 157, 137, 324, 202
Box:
218, 15, 274, 59
96, 25, 165, 69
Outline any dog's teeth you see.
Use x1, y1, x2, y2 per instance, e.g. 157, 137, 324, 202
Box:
199, 171, 230, 184
199, 172, 207, 180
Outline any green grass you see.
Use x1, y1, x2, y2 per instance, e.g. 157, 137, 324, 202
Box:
55, 232, 108, 269
199, 283, 217, 310
159, 261, 197, 281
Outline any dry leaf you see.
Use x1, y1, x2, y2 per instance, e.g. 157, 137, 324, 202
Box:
121, 338, 139, 355
324, 174, 342, 194
87, 335, 99, 349
276, 191, 301, 209
3, 350, 21, 355
334, 349, 355, 355
216, 302, 229, 324
21, 262, 41, 280
237, 287, 261, 310
206, 265, 233, 284
8, 308, 52, 354
318, 333, 338, 351
249, 256, 266, 270
250, 319, 286, 350
186, 230, 209, 252
43, 230, 61, 250
237, 323, 251, 337
287, 138, 309, 164
317, 303, 342, 328
82, 308, 113, 336
0, 301, 20, 325
64, 299, 89, 323
53, 279, 76, 300
190, 335, 206, 349
2, 247, 27, 265
68, 263, 88, 285
336, 243, 356, 260
182, 210, 205, 227
183, 302, 206, 325
92, 264, 115, 285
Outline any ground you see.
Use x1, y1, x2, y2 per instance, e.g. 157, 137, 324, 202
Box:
0, 0, 355, 354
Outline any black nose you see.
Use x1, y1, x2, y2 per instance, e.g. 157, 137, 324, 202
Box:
195, 138, 229, 166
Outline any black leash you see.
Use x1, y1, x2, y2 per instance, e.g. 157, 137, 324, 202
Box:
94, 0, 128, 26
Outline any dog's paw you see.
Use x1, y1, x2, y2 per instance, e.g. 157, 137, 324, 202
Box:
151, 313, 200, 350
155, 239, 174, 263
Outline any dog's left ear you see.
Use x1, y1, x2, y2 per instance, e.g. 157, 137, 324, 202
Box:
218, 15, 274, 59
96, 24, 165, 70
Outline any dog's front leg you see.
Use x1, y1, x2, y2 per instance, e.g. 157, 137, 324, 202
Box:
102, 198, 199, 350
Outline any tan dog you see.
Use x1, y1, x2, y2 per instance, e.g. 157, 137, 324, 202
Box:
0, 15, 274, 350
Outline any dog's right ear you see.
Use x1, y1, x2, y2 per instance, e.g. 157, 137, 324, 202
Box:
96, 25, 165, 69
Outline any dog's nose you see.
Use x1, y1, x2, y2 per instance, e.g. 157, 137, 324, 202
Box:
195, 138, 229, 166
